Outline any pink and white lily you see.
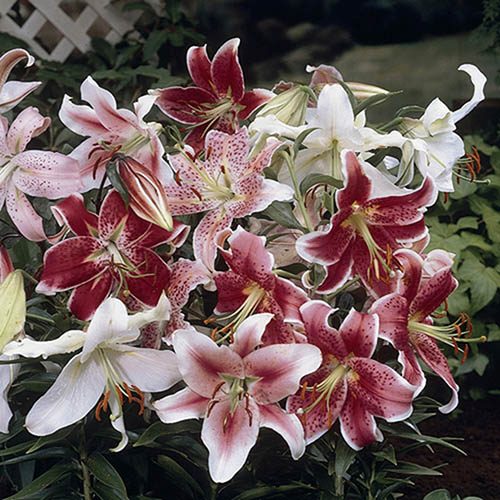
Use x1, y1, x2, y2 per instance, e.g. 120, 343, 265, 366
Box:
36, 190, 187, 320
0, 48, 41, 113
154, 313, 322, 482
370, 249, 472, 413
165, 127, 293, 268
296, 151, 436, 293
0, 107, 82, 241
213, 226, 308, 344
59, 76, 169, 190
287, 301, 416, 448
5, 295, 180, 451
154, 38, 273, 152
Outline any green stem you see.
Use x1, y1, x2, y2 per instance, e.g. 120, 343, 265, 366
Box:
281, 151, 314, 232
79, 426, 92, 500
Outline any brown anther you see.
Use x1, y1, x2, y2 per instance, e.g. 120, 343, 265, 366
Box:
444, 299, 449, 313
220, 163, 226, 174
386, 244, 393, 267
207, 399, 220, 418
131, 385, 145, 415
210, 328, 218, 340
211, 381, 225, 401
115, 385, 124, 405
311, 383, 318, 399
95, 399, 105, 422
244, 395, 254, 427
190, 187, 203, 201
461, 344, 470, 364
301, 382, 307, 400
102, 390, 111, 412
206, 146, 213, 159
443, 192, 449, 203
123, 383, 134, 403
174, 171, 182, 185
452, 337, 459, 356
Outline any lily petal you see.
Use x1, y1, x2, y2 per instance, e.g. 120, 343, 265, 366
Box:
172, 329, 244, 398
67, 272, 113, 321
452, 64, 487, 123
211, 38, 244, 101
154, 387, 208, 423
187, 44, 212, 91
340, 309, 379, 359
51, 193, 98, 237
245, 343, 322, 404
25, 353, 105, 436
6, 107, 50, 154
231, 313, 273, 358
0, 356, 20, 433
259, 403, 305, 459
201, 396, 259, 483
6, 188, 46, 241
4, 330, 85, 358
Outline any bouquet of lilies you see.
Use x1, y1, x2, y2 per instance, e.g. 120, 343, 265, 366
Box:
0, 39, 487, 486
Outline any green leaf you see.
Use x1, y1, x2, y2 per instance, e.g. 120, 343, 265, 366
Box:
143, 30, 170, 61
5, 463, 73, 499
333, 436, 356, 495
469, 272, 497, 313
455, 353, 489, 376
300, 173, 343, 195
261, 201, 305, 231
292, 127, 318, 157
0, 447, 70, 466
155, 455, 204, 498
86, 453, 128, 500
373, 444, 397, 465
231, 483, 315, 500
386, 461, 443, 476
423, 489, 452, 500
106, 162, 129, 205
456, 216, 479, 230
27, 427, 74, 453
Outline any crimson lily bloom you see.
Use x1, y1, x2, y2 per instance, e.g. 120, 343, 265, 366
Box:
370, 249, 473, 413
287, 301, 416, 449
296, 151, 436, 293
213, 226, 308, 344
0, 107, 81, 241
165, 127, 292, 268
36, 190, 188, 320
154, 313, 322, 483
60, 77, 168, 190
154, 38, 273, 152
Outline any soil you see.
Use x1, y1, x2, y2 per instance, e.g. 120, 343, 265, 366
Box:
403, 397, 500, 500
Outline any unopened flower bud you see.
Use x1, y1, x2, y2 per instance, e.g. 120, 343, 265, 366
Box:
0, 270, 25, 350
345, 82, 389, 100
116, 156, 174, 231
256, 85, 311, 126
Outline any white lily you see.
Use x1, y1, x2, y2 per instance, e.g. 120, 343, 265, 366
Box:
5, 294, 180, 451
250, 83, 368, 183
365, 64, 487, 191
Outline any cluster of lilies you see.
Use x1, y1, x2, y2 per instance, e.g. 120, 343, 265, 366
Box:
0, 39, 486, 483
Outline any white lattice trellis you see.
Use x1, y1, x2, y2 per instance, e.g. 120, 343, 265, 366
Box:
0, 0, 148, 62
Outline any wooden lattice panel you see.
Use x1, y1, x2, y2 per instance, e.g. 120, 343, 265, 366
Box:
0, 0, 144, 62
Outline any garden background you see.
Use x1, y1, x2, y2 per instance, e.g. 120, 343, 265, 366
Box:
0, 0, 498, 498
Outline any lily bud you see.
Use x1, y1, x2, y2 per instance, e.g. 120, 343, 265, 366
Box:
116, 156, 174, 232
256, 85, 311, 126
0, 270, 26, 351
345, 82, 389, 100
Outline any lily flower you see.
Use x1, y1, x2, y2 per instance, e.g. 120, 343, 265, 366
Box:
212, 226, 308, 344
287, 301, 416, 448
153, 38, 273, 152
364, 65, 487, 191
36, 190, 188, 320
370, 249, 483, 413
165, 127, 293, 269
5, 296, 180, 451
59, 77, 169, 190
0, 107, 82, 241
296, 151, 436, 293
0, 48, 41, 113
153, 313, 322, 483
250, 83, 368, 184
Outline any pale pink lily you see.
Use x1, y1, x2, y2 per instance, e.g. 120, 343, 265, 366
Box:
287, 301, 416, 449
0, 107, 81, 241
0, 48, 41, 113
154, 38, 273, 152
165, 127, 293, 269
4, 295, 180, 451
60, 76, 169, 190
369, 249, 477, 413
213, 226, 308, 344
154, 313, 322, 483
296, 151, 436, 293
